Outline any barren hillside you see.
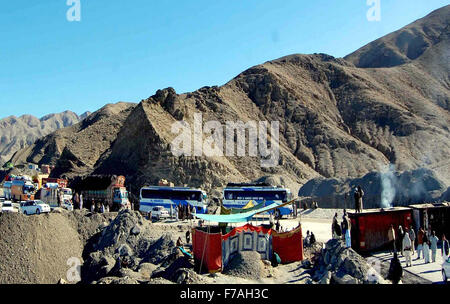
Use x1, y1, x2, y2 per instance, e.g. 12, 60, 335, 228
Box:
8, 6, 450, 196
0, 111, 91, 166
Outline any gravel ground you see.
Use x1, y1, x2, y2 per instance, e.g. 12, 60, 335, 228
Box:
298, 208, 345, 220
0, 212, 83, 284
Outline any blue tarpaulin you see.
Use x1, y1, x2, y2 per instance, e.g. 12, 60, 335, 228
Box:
194, 199, 295, 223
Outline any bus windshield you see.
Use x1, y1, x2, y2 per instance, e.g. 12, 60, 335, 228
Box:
141, 189, 202, 202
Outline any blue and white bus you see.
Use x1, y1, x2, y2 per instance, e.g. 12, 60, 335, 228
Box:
222, 183, 293, 218
139, 186, 208, 214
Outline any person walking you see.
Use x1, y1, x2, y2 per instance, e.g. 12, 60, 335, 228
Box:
408, 228, 416, 255
430, 231, 439, 263
423, 233, 430, 264
442, 234, 449, 257
402, 229, 412, 267
275, 219, 280, 232
388, 224, 396, 255
417, 228, 424, 260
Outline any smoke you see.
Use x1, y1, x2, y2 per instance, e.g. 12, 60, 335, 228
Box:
380, 164, 397, 208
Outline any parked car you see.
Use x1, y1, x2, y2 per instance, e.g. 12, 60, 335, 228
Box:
443, 255, 450, 283
1, 201, 19, 213
62, 199, 74, 211
151, 206, 170, 220
20, 200, 51, 215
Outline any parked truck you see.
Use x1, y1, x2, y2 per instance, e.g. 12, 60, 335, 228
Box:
81, 175, 131, 211
39, 183, 74, 210
11, 178, 35, 202
2, 181, 12, 200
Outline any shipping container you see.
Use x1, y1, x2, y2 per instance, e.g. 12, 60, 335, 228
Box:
348, 207, 413, 253
410, 203, 450, 240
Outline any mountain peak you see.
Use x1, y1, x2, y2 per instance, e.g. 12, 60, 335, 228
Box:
345, 5, 450, 68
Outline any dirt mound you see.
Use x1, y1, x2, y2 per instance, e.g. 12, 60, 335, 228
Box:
0, 212, 83, 284
312, 239, 387, 284
223, 251, 267, 280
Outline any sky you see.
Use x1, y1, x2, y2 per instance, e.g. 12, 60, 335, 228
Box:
0, 0, 448, 118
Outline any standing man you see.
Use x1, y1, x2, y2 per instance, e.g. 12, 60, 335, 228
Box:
408, 228, 416, 256
388, 224, 396, 255
402, 228, 412, 267
341, 210, 351, 248
354, 186, 364, 213
354, 189, 360, 213
423, 233, 430, 264
79, 193, 83, 210
417, 228, 424, 260
398, 225, 404, 257
442, 234, 449, 257
430, 231, 439, 263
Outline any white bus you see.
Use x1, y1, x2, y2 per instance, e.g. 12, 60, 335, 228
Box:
222, 183, 293, 219
139, 186, 208, 214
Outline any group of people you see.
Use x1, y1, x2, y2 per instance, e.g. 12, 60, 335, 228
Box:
388, 224, 449, 268
304, 230, 316, 247
72, 192, 83, 209
89, 199, 110, 214
72, 192, 111, 213
332, 210, 352, 248
176, 203, 196, 221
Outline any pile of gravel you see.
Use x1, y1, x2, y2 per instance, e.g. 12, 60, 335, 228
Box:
312, 239, 387, 284
0, 212, 83, 284
223, 251, 267, 280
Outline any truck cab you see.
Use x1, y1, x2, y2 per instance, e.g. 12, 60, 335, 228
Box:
113, 187, 130, 209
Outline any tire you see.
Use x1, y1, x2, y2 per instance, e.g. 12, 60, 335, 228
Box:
36, 209, 40, 215
443, 270, 448, 283
24, 211, 27, 215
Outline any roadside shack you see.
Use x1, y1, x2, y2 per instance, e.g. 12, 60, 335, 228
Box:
348, 207, 413, 253
410, 202, 450, 239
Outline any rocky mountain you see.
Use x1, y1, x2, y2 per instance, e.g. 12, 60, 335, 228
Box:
9, 6, 450, 200
0, 111, 91, 166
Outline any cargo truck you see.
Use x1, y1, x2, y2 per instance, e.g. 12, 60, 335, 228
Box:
81, 175, 130, 211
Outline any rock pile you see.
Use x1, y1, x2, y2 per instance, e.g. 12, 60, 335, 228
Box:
82, 209, 194, 284
312, 239, 387, 284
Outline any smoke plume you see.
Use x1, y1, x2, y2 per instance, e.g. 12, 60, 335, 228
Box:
380, 164, 397, 208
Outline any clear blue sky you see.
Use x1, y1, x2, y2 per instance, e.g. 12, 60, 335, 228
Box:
1, 0, 448, 118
